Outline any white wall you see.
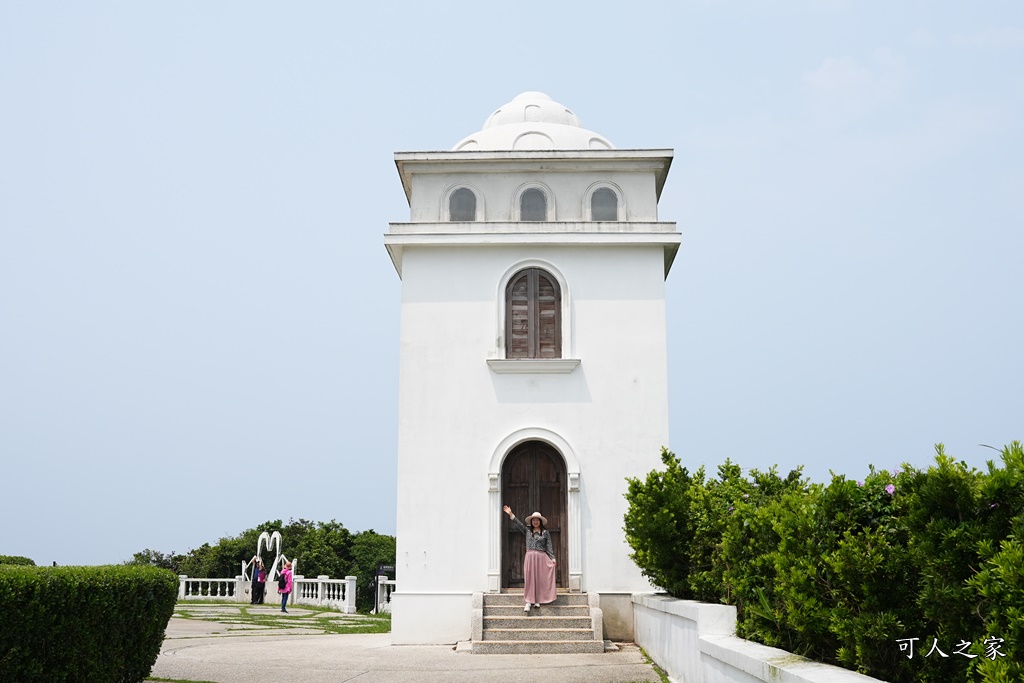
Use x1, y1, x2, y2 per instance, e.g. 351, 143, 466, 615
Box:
409, 169, 660, 223
633, 594, 888, 683
391, 244, 669, 642
391, 592, 474, 645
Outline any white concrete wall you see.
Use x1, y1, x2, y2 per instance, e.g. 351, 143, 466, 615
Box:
409, 170, 659, 223
390, 592, 474, 645
392, 244, 669, 643
632, 594, 888, 683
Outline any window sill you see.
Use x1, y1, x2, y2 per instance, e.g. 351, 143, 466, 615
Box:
486, 359, 581, 374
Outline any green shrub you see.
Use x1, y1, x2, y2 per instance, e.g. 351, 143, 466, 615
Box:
720, 470, 809, 653
969, 442, 1024, 683
0, 555, 35, 566
897, 451, 988, 682
685, 459, 748, 602
623, 447, 700, 598
0, 565, 178, 683
762, 470, 925, 682
624, 441, 1024, 683
624, 448, 807, 606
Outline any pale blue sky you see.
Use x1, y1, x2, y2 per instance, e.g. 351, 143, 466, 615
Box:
1, 2, 1021, 566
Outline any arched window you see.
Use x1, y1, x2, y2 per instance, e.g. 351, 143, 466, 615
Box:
520, 188, 547, 222
449, 188, 477, 221
591, 187, 618, 221
506, 268, 561, 358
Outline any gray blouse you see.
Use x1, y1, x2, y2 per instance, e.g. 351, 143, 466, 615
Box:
510, 516, 555, 560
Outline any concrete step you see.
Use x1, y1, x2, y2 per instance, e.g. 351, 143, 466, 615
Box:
473, 592, 602, 656
471, 639, 605, 655
484, 615, 592, 629
484, 605, 590, 617
482, 593, 588, 607
482, 628, 596, 642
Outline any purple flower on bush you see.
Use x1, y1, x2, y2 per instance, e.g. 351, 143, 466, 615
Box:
893, 469, 901, 476
990, 503, 997, 509
857, 481, 864, 487
728, 506, 734, 511
885, 484, 895, 496
743, 494, 750, 499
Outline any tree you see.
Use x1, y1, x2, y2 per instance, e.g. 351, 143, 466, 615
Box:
350, 530, 397, 611
125, 549, 184, 574
127, 518, 397, 612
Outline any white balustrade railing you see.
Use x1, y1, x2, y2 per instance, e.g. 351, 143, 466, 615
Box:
376, 579, 396, 613
178, 575, 244, 600
178, 571, 356, 610
291, 575, 357, 613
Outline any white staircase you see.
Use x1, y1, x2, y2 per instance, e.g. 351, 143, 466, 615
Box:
470, 592, 605, 654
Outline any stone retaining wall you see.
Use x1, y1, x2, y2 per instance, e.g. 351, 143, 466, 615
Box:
632, 593, 887, 683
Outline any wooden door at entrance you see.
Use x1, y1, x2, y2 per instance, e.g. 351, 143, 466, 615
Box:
501, 440, 568, 589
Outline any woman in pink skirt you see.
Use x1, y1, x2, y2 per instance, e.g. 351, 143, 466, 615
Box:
502, 505, 557, 613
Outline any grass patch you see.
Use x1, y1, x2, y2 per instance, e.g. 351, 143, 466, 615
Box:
638, 645, 670, 683
171, 603, 391, 636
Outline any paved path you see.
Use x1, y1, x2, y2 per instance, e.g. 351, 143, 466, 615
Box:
151, 606, 661, 683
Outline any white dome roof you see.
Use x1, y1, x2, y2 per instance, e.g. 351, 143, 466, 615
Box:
452, 92, 614, 151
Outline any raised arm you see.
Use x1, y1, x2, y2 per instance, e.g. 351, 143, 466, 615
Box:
503, 505, 528, 534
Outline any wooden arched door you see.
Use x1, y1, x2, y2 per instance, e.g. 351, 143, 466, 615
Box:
501, 440, 568, 589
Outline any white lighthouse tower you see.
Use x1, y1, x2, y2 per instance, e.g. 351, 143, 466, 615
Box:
385, 92, 680, 645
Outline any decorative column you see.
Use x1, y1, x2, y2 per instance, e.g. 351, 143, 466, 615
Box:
345, 575, 357, 614
317, 575, 329, 606
487, 473, 501, 592
568, 472, 582, 591
234, 575, 245, 602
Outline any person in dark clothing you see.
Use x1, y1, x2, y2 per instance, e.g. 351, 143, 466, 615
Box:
249, 557, 265, 604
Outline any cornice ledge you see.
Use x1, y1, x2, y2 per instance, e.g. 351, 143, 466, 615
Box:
486, 359, 581, 374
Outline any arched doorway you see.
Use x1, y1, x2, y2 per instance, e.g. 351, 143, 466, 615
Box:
501, 440, 568, 589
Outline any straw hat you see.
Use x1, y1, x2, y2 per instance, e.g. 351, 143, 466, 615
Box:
524, 511, 547, 526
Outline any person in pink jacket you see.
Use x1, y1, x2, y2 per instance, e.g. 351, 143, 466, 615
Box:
278, 561, 293, 613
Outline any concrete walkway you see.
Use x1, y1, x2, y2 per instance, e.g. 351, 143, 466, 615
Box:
151, 607, 662, 683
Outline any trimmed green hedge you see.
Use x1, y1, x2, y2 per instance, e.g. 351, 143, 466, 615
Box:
0, 565, 178, 683
0, 555, 35, 566
625, 442, 1024, 683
